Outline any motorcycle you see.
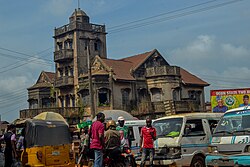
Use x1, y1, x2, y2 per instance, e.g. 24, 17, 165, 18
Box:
102, 147, 137, 167
104, 149, 127, 167
122, 147, 137, 167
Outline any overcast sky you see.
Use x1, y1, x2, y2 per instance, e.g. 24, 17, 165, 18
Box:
0, 0, 249, 122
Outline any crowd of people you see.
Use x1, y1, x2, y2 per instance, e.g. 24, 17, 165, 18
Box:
0, 112, 157, 167
76, 112, 157, 167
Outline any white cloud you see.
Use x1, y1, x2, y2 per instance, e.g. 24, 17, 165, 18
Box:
0, 76, 29, 92
188, 35, 215, 52
170, 34, 250, 69
169, 34, 250, 101
170, 35, 217, 64
221, 43, 248, 59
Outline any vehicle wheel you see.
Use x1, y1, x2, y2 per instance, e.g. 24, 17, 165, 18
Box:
126, 156, 137, 167
190, 155, 205, 167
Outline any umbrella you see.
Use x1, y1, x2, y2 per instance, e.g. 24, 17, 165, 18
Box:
92, 110, 137, 122
33, 112, 68, 125
12, 118, 27, 127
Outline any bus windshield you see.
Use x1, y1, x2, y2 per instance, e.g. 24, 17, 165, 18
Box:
214, 110, 250, 136
153, 118, 183, 138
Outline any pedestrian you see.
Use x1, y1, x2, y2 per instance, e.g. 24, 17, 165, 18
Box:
16, 128, 25, 151
105, 120, 121, 158
78, 127, 89, 167
140, 118, 156, 167
90, 112, 105, 167
0, 124, 18, 167
116, 116, 130, 148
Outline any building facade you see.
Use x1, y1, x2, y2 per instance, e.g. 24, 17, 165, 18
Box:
79, 49, 209, 119
53, 8, 107, 109
20, 8, 209, 122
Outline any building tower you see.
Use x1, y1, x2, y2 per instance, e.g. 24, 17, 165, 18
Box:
53, 8, 107, 108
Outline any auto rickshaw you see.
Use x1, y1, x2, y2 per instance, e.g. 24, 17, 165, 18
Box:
16, 112, 75, 167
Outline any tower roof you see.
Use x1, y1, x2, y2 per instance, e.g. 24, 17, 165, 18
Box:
69, 8, 89, 23
71, 8, 88, 17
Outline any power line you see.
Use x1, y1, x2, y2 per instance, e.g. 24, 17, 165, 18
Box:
0, 92, 27, 102
0, 52, 53, 67
0, 89, 25, 98
108, 0, 219, 30
0, 46, 53, 63
0, 59, 52, 74
0, 98, 26, 109
108, 0, 243, 34
199, 74, 250, 82
0, 47, 53, 74
0, 102, 27, 116
202, 77, 250, 84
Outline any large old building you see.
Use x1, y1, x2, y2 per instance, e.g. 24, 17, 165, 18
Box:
20, 8, 209, 122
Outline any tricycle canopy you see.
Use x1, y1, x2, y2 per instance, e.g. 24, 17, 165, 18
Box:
24, 119, 71, 148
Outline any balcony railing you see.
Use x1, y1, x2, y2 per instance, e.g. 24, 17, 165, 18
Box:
54, 49, 73, 62
152, 102, 165, 113
131, 100, 203, 117
174, 100, 202, 113
19, 107, 85, 125
55, 76, 74, 88
54, 22, 105, 36
146, 66, 180, 77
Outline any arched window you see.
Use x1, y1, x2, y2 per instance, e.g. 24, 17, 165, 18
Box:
42, 98, 50, 108
150, 88, 162, 102
138, 88, 148, 102
80, 89, 90, 106
98, 88, 110, 106
172, 89, 179, 101
122, 88, 131, 107
29, 99, 38, 109
59, 97, 64, 108
94, 40, 101, 52
66, 95, 70, 107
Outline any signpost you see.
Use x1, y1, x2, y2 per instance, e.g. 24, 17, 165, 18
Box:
211, 88, 250, 112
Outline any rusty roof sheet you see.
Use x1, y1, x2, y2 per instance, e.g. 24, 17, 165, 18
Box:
43, 71, 55, 83
100, 49, 156, 81
180, 68, 209, 86
119, 49, 155, 70
28, 71, 55, 90
28, 82, 53, 90
102, 59, 135, 80
100, 49, 208, 85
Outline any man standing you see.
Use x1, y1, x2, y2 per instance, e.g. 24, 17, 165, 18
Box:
116, 116, 130, 148
90, 112, 105, 167
0, 124, 17, 167
140, 118, 156, 167
104, 120, 121, 158
239, 95, 250, 107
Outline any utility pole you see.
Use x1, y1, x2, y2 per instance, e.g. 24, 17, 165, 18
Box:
87, 41, 95, 119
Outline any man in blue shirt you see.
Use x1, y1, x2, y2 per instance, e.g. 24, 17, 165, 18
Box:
239, 95, 250, 107
213, 98, 228, 113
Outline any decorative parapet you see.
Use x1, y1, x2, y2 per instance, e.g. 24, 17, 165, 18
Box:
54, 49, 73, 62
174, 100, 203, 113
54, 22, 105, 36
55, 76, 74, 88
146, 66, 180, 77
19, 107, 81, 118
